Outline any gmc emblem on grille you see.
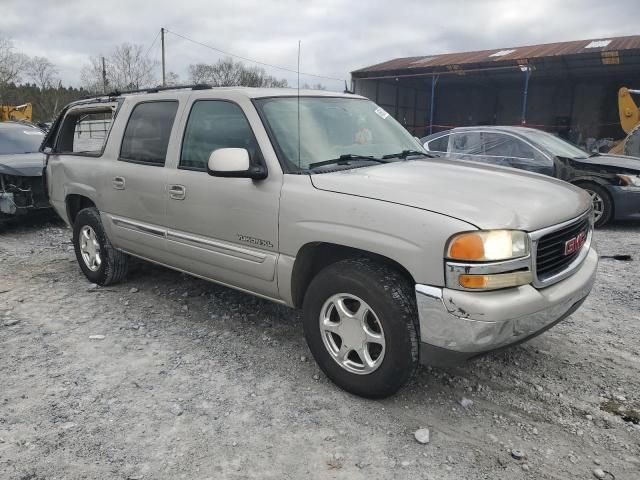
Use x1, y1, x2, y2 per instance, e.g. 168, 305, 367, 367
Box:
564, 231, 586, 256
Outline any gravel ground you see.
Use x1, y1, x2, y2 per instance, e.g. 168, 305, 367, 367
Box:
1, 215, 639, 480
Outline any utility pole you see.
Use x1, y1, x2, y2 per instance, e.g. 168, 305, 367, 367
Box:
101, 57, 108, 94
161, 27, 166, 86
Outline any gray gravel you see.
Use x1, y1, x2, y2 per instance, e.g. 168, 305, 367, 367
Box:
1, 216, 639, 479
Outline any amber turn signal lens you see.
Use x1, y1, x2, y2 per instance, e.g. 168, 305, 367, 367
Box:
458, 274, 488, 289
459, 271, 533, 290
448, 233, 484, 260
447, 230, 529, 261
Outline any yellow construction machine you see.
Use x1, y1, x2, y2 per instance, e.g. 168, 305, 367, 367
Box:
0, 102, 33, 122
609, 87, 640, 157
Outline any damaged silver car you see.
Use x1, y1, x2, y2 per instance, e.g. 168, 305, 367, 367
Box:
0, 121, 49, 222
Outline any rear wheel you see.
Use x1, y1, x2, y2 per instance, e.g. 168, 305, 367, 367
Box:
302, 258, 419, 398
578, 183, 613, 228
73, 207, 128, 285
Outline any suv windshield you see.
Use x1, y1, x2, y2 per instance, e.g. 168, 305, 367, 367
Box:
0, 124, 44, 154
524, 129, 587, 159
255, 97, 425, 171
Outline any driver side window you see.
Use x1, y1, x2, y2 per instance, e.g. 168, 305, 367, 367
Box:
483, 132, 553, 174
180, 100, 261, 171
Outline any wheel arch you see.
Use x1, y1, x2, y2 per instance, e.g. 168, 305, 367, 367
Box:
65, 194, 97, 225
290, 242, 416, 309
571, 179, 615, 225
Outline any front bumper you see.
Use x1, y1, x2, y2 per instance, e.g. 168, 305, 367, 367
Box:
416, 246, 598, 366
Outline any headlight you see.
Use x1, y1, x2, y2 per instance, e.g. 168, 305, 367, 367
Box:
617, 174, 640, 187
446, 230, 529, 261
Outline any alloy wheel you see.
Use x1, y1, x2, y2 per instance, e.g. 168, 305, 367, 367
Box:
319, 293, 386, 375
79, 225, 102, 272
586, 189, 604, 223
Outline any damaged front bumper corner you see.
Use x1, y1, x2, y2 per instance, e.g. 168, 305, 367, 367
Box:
416, 246, 598, 367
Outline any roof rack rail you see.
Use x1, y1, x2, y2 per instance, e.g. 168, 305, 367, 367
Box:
81, 84, 213, 100
108, 83, 212, 96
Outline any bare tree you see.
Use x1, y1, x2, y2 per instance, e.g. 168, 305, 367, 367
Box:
109, 43, 155, 90
302, 83, 326, 90
0, 36, 29, 85
188, 57, 287, 88
26, 56, 59, 90
81, 43, 156, 93
165, 71, 180, 87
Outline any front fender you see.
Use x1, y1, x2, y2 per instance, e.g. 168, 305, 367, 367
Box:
278, 175, 475, 294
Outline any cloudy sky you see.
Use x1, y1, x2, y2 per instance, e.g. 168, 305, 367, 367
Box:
2, 0, 637, 90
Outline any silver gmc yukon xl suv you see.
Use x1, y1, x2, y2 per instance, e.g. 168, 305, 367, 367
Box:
42, 87, 598, 398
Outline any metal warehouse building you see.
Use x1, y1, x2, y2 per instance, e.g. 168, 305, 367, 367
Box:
351, 35, 640, 148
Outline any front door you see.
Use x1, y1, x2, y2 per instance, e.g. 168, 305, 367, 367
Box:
163, 99, 281, 298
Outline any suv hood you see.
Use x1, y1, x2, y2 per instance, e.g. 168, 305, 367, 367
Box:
310, 159, 590, 231
0, 152, 45, 177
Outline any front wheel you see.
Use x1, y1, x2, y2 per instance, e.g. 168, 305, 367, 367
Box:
302, 258, 419, 398
579, 183, 613, 228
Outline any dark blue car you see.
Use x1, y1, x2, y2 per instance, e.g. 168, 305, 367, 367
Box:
421, 126, 640, 227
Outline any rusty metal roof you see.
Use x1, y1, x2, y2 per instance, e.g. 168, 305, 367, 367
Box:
352, 35, 640, 76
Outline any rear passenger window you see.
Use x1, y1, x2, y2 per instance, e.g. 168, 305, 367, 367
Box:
180, 100, 260, 171
120, 101, 178, 166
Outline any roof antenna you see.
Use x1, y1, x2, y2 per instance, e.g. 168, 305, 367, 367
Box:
297, 40, 301, 168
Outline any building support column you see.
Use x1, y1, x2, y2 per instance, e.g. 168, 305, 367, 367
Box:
429, 75, 439, 135
521, 66, 532, 125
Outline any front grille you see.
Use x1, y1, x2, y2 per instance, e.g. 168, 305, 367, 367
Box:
536, 217, 590, 281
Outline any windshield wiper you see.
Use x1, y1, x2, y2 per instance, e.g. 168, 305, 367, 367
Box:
308, 154, 390, 170
381, 149, 430, 160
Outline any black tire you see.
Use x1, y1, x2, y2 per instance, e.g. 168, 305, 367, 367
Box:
72, 207, 128, 285
302, 258, 419, 398
577, 182, 613, 228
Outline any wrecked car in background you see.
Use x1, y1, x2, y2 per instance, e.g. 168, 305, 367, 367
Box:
0, 121, 49, 222
421, 126, 640, 227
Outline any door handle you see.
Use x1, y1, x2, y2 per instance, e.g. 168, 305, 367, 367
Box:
112, 177, 125, 190
168, 184, 186, 200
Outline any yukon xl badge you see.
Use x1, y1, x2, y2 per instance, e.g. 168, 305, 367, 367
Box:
564, 231, 586, 256
237, 234, 274, 248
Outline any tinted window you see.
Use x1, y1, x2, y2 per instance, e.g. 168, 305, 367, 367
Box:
0, 124, 43, 154
120, 101, 178, 165
427, 134, 449, 152
180, 101, 259, 170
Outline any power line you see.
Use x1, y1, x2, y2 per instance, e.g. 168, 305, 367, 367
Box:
163, 28, 344, 82
144, 29, 161, 59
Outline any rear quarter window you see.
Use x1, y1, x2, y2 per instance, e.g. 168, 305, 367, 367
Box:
55, 107, 116, 155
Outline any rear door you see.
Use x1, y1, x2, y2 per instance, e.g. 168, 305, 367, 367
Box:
99, 98, 182, 261
162, 96, 281, 298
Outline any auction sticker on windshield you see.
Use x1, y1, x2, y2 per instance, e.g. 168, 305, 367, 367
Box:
374, 107, 389, 119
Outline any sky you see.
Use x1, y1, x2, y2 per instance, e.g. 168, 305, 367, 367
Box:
1, 0, 637, 91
